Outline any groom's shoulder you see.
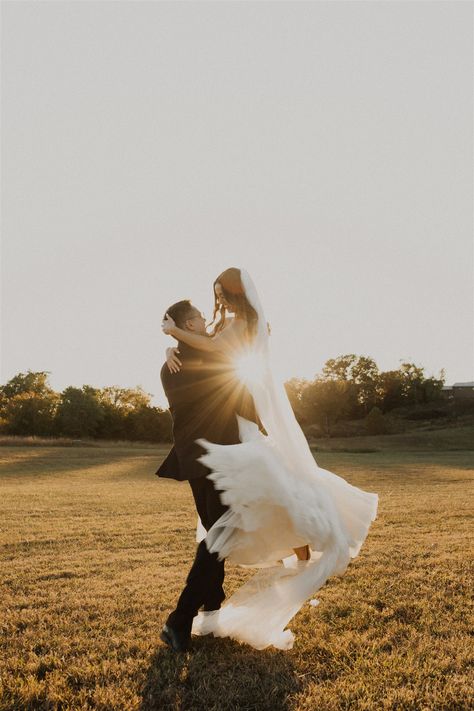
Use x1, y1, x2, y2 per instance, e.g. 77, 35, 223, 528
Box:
160, 360, 187, 387
160, 350, 214, 389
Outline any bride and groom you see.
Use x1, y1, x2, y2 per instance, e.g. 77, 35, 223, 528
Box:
156, 268, 378, 652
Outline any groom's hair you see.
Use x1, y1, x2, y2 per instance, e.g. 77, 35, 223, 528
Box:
164, 300, 196, 329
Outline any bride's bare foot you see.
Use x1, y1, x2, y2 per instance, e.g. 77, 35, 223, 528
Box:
293, 544, 311, 561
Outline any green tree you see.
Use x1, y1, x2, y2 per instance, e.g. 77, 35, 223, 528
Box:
100, 386, 151, 412
126, 406, 172, 442
350, 356, 381, 415
399, 362, 425, 405
284, 378, 310, 424
420, 370, 445, 402
56, 386, 104, 438
3, 392, 59, 436
96, 386, 153, 440
0, 371, 58, 436
321, 354, 358, 381
377, 370, 406, 411
365, 406, 388, 435
0, 371, 52, 399
301, 379, 356, 436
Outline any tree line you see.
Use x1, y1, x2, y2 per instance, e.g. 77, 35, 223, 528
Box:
285, 355, 445, 436
0, 355, 445, 442
0, 372, 172, 442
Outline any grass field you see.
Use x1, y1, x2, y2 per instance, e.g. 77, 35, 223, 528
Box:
1, 438, 473, 710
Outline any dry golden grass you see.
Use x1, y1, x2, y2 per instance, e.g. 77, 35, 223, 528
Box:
0, 442, 473, 710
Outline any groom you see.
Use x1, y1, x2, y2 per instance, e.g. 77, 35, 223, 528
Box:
155, 299, 258, 652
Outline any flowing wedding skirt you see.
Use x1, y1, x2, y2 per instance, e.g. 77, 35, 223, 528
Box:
191, 416, 378, 650
189, 268, 378, 650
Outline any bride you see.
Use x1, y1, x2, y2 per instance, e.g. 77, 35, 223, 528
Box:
161, 267, 378, 650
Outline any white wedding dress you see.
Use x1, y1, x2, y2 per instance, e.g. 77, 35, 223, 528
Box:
191, 270, 378, 650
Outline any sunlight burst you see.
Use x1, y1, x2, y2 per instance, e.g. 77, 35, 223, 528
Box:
234, 351, 266, 386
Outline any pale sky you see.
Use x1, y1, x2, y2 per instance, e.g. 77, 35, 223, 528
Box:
2, 1, 473, 407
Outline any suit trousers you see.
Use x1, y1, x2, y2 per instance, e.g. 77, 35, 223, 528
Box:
166, 474, 229, 637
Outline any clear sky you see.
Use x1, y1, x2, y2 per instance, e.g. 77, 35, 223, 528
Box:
2, 1, 473, 407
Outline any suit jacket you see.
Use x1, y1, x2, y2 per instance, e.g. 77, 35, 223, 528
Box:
156, 341, 259, 481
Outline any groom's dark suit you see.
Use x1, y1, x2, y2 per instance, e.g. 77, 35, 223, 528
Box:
156, 340, 258, 641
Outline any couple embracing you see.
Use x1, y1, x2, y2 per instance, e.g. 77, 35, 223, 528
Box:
156, 268, 378, 652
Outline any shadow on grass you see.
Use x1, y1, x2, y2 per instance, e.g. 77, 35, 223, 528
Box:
140, 634, 300, 711
0, 445, 168, 479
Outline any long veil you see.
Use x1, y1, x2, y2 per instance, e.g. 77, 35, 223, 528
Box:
191, 269, 378, 650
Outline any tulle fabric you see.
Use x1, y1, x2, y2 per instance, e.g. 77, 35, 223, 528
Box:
191, 269, 378, 650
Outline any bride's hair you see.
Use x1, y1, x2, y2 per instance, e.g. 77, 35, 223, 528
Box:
209, 267, 258, 340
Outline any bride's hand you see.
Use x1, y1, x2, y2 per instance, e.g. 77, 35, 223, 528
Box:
162, 313, 176, 335
166, 346, 182, 374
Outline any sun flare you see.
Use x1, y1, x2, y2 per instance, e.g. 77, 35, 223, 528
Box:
233, 350, 266, 386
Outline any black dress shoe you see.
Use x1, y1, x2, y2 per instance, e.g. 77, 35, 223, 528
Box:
160, 623, 190, 653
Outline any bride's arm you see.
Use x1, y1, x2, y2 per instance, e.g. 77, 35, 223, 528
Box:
165, 346, 182, 374
162, 315, 245, 353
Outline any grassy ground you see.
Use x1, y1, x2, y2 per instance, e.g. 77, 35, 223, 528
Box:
311, 422, 474, 453
0, 441, 473, 710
